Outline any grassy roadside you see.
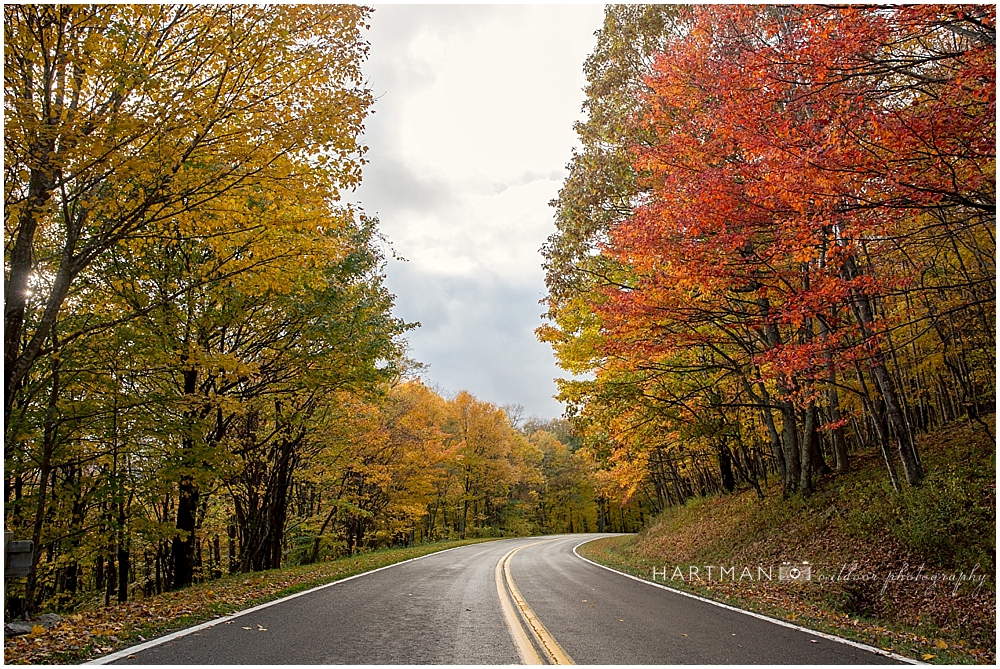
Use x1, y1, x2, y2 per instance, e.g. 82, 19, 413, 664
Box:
5, 538, 495, 665
578, 420, 995, 665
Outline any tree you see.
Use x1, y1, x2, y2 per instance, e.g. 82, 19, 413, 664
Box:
539, 5, 994, 508
4, 4, 379, 605
4, 4, 372, 434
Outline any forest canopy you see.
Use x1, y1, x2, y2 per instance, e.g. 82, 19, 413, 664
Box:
540, 4, 994, 508
3, 5, 596, 615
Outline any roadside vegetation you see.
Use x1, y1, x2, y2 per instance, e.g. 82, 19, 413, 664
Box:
542, 6, 994, 662
5, 5, 994, 664
5, 5, 596, 626
4, 538, 493, 665
579, 420, 994, 665
542, 3, 994, 520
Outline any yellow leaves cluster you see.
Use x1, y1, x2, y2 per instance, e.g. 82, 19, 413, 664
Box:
7, 3, 371, 276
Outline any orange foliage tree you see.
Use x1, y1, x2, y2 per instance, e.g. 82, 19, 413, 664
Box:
543, 5, 994, 504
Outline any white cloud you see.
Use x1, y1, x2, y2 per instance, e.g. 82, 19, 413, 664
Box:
353, 4, 604, 417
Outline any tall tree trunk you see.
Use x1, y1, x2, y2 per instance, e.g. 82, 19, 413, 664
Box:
842, 255, 922, 485
4, 137, 58, 433
171, 367, 199, 589
717, 442, 735, 493
116, 521, 129, 603
212, 535, 221, 578
818, 317, 850, 473
227, 522, 237, 574
757, 300, 799, 493
810, 421, 831, 476
780, 399, 801, 494
745, 376, 786, 482
857, 365, 902, 492
799, 406, 813, 494
24, 330, 61, 615
104, 555, 116, 607
266, 438, 295, 570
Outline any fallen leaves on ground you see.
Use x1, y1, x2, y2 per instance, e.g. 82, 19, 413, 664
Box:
582, 537, 994, 664
578, 435, 996, 668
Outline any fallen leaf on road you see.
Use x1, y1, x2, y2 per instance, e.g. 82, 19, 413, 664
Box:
242, 627, 251, 630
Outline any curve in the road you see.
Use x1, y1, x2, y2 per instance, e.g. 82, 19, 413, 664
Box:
508, 535, 914, 665
87, 534, 920, 665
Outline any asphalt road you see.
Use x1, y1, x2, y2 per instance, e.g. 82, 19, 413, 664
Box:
105, 534, 903, 664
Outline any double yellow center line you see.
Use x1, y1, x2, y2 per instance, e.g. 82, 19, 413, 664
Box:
495, 541, 575, 665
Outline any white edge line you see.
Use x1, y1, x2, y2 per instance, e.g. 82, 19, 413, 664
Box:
86, 542, 488, 665
571, 537, 923, 666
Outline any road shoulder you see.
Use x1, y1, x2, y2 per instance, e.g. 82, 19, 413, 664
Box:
573, 536, 921, 665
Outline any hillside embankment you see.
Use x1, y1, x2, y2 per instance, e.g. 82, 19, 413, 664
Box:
579, 419, 995, 664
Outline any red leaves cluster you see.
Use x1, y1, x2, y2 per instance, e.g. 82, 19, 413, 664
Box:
598, 4, 995, 386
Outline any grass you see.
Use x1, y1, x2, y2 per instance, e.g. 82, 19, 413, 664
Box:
578, 419, 995, 665
5, 538, 495, 665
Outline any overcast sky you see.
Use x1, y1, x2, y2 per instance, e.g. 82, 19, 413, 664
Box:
351, 5, 605, 420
